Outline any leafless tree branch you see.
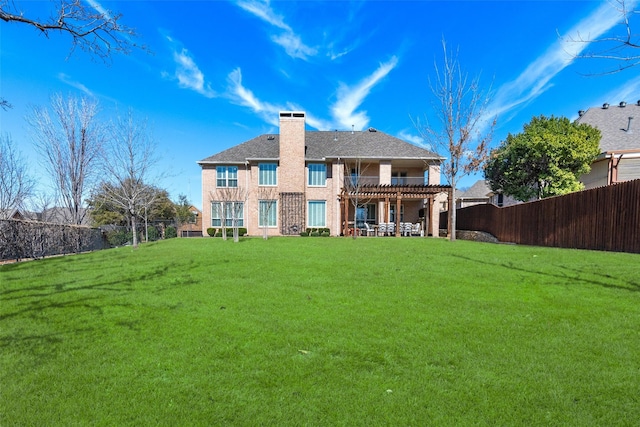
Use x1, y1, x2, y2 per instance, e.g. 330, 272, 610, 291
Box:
0, 134, 35, 218
0, 0, 148, 62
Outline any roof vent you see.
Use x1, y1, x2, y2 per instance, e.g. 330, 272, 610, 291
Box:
351, 125, 354, 135
627, 117, 634, 133
368, 127, 377, 132
334, 130, 338, 141
267, 135, 275, 140
620, 101, 627, 107
578, 110, 585, 117
637, 100, 640, 106
603, 103, 610, 109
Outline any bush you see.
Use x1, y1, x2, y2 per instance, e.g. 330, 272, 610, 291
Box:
165, 226, 177, 239
147, 227, 160, 242
106, 230, 132, 247
310, 231, 320, 237
207, 228, 216, 237
300, 231, 309, 237
321, 231, 330, 237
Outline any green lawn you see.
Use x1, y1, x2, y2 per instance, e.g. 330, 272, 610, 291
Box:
1, 237, 639, 426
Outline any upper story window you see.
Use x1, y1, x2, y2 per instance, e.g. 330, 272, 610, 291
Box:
259, 163, 277, 186
308, 163, 327, 186
391, 172, 407, 185
217, 166, 238, 188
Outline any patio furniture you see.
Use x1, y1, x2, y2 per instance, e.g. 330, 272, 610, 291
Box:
378, 223, 386, 236
402, 222, 412, 236
386, 222, 395, 236
411, 223, 422, 236
364, 222, 376, 236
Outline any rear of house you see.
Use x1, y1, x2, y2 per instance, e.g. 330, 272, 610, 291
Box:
198, 111, 451, 237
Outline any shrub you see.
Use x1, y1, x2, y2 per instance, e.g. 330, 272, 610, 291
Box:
300, 231, 309, 237
106, 230, 131, 247
310, 231, 320, 237
165, 226, 177, 239
321, 231, 330, 237
207, 228, 216, 237
147, 227, 160, 242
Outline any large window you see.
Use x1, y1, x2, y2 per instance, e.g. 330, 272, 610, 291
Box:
259, 200, 277, 227
391, 172, 407, 185
389, 204, 404, 223
211, 201, 244, 227
307, 201, 326, 227
356, 203, 376, 227
259, 163, 277, 186
308, 163, 327, 186
216, 166, 238, 188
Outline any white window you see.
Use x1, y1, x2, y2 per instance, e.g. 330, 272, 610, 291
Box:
308, 163, 327, 186
308, 201, 326, 227
259, 163, 277, 186
216, 166, 238, 188
259, 200, 277, 227
211, 201, 244, 227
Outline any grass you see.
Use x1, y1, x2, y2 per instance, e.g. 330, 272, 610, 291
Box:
1, 237, 640, 426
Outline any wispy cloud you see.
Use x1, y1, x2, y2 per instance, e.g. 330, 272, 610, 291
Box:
226, 68, 282, 126
330, 56, 399, 130
85, 0, 110, 18
165, 36, 216, 98
235, 0, 317, 60
488, 1, 638, 120
57, 73, 95, 97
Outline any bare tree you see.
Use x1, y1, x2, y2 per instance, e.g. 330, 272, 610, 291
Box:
564, 0, 640, 74
343, 158, 374, 239
98, 109, 160, 248
210, 186, 249, 242
0, 134, 35, 218
414, 39, 496, 241
0, 0, 146, 62
257, 187, 278, 240
28, 94, 105, 226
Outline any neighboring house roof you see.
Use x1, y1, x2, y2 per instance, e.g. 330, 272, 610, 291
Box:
458, 180, 492, 200
575, 101, 640, 153
198, 128, 441, 164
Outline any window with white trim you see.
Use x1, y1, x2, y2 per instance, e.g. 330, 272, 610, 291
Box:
211, 201, 244, 227
259, 200, 277, 227
259, 163, 277, 186
307, 200, 326, 227
216, 166, 238, 188
308, 163, 327, 186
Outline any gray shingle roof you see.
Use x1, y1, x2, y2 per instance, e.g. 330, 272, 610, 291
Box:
575, 102, 640, 152
198, 129, 441, 164
458, 180, 492, 199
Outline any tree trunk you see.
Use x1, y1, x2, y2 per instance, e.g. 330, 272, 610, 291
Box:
131, 213, 138, 248
450, 186, 456, 241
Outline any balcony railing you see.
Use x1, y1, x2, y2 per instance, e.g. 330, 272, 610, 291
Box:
344, 176, 429, 187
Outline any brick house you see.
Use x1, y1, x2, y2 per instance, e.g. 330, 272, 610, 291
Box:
176, 205, 203, 237
576, 101, 640, 189
198, 111, 451, 237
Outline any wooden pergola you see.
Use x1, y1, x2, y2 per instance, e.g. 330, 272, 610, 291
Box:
340, 184, 453, 237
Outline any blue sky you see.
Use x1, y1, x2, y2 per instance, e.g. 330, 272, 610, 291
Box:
2, 0, 640, 209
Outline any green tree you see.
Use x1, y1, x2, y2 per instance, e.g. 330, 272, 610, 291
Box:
485, 115, 601, 201
174, 194, 193, 227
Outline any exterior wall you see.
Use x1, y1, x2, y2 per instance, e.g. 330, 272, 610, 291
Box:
379, 161, 392, 184
617, 156, 640, 182
202, 163, 251, 235
279, 112, 306, 193
428, 163, 441, 185
581, 158, 609, 190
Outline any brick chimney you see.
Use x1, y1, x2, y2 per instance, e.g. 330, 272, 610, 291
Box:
279, 111, 306, 193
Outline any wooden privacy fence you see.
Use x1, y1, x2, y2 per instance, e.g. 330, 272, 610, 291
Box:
441, 179, 640, 253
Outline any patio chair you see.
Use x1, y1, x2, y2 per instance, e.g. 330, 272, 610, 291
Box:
411, 223, 422, 236
378, 223, 386, 236
386, 222, 395, 236
402, 222, 412, 236
363, 222, 376, 236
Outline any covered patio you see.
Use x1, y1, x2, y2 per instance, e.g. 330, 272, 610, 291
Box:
339, 184, 453, 237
